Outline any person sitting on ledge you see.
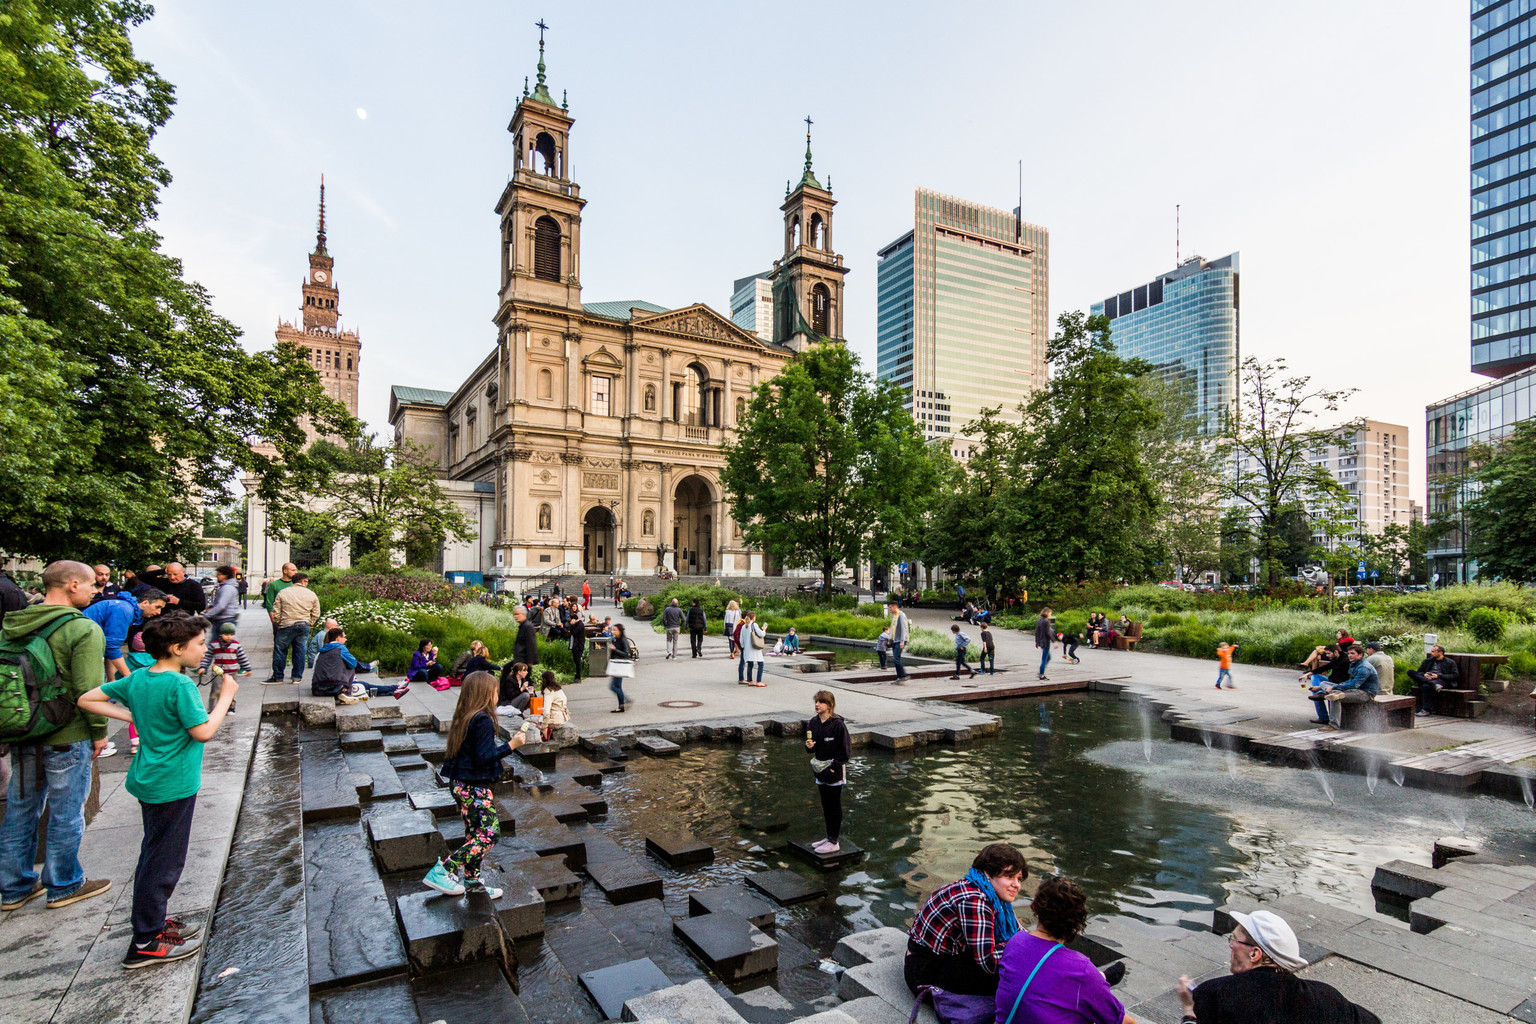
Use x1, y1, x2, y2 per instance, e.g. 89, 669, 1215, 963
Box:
904, 842, 1027, 997
782, 627, 801, 654
1408, 644, 1460, 718
996, 875, 1136, 1024
1317, 645, 1377, 731
312, 627, 408, 701
1177, 910, 1381, 1024
407, 639, 446, 684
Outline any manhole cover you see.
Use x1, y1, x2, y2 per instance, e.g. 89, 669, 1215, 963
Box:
659, 700, 703, 708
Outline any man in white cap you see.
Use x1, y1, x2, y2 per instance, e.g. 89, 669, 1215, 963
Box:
1176, 910, 1380, 1023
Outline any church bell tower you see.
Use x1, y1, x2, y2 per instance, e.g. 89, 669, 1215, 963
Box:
276, 176, 361, 421
496, 21, 585, 313
770, 119, 849, 352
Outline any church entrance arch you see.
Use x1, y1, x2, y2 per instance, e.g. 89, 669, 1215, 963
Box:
583, 505, 615, 574
672, 475, 714, 576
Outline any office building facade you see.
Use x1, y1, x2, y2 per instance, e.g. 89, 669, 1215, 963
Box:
730, 272, 774, 342
1425, 1, 1536, 581
875, 188, 1049, 454
1090, 253, 1239, 435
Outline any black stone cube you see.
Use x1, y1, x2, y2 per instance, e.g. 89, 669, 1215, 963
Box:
395, 888, 509, 976
673, 911, 778, 982
367, 808, 450, 872
745, 868, 825, 906
646, 834, 715, 868
578, 957, 674, 1020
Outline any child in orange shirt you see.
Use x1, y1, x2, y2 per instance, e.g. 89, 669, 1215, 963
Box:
1215, 642, 1238, 689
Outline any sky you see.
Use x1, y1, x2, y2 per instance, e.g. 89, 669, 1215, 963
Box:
134, 1, 1468, 501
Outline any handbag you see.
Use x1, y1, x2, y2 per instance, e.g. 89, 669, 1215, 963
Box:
750, 627, 764, 650
609, 658, 635, 678
908, 986, 992, 1024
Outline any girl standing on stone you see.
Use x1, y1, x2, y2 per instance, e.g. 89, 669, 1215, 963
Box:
425, 671, 534, 898
805, 690, 852, 854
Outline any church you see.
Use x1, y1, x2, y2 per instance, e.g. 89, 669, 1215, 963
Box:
388, 33, 850, 587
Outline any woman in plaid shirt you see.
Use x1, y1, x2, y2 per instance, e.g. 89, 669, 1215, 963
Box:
904, 843, 1028, 997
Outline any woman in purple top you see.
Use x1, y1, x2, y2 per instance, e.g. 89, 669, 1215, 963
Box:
408, 639, 447, 683
995, 876, 1133, 1024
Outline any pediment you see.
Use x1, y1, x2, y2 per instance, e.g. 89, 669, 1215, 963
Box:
631, 303, 763, 346
581, 345, 625, 369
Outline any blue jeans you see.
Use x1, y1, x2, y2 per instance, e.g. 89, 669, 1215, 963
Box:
892, 644, 907, 680
273, 622, 308, 680
358, 680, 400, 698
609, 677, 627, 708
979, 650, 995, 673
1038, 647, 1051, 677
741, 659, 764, 682
0, 740, 94, 901
1216, 668, 1232, 687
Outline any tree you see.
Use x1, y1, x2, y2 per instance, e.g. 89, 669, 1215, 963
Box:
1137, 375, 1224, 581
202, 499, 247, 542
0, 1, 351, 566
269, 437, 477, 570
721, 343, 936, 599
1463, 420, 1536, 582
1219, 358, 1354, 591
922, 409, 1025, 602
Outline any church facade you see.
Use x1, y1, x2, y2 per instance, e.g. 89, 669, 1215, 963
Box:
390, 37, 848, 585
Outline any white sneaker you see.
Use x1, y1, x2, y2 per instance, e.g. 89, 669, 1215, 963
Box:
97, 742, 117, 759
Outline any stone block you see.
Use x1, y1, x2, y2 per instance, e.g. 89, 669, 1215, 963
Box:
674, 912, 778, 982
868, 728, 916, 751
477, 863, 546, 940
499, 798, 587, 868
516, 746, 559, 770
310, 976, 415, 1023
342, 750, 406, 800
793, 1013, 861, 1024
585, 832, 665, 905
746, 868, 825, 906
410, 960, 526, 1019
646, 833, 715, 868
298, 694, 337, 727
787, 838, 865, 872
833, 927, 909, 968
306, 877, 407, 990
409, 787, 459, 819
689, 885, 778, 930
1371, 860, 1446, 901
380, 732, 417, 754
760, 711, 808, 736
1434, 836, 1482, 869
370, 702, 402, 721
568, 764, 603, 787
412, 731, 448, 762
832, 995, 911, 1024
598, 899, 708, 985
580, 957, 675, 1021
838, 955, 936, 1022
300, 739, 361, 823
366, 808, 449, 872
636, 735, 681, 757
502, 851, 583, 902
339, 729, 383, 752
395, 888, 510, 976
621, 978, 746, 1024
334, 705, 373, 733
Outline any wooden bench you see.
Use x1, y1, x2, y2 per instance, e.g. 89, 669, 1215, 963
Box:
1111, 621, 1144, 651
1340, 694, 1416, 732
1423, 653, 1509, 718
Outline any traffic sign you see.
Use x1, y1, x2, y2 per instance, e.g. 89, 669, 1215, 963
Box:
1356, 570, 1366, 579
898, 562, 908, 573
1370, 570, 1379, 577
1357, 560, 1366, 572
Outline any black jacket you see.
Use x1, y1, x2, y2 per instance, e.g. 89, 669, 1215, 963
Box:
0, 573, 27, 626
164, 577, 206, 615
1194, 967, 1380, 1024
807, 714, 852, 785
687, 605, 707, 630
1414, 654, 1460, 685
1034, 616, 1054, 648
441, 712, 511, 783
514, 619, 539, 666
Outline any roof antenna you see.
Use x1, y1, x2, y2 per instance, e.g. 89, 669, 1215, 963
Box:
1175, 204, 1180, 265
1016, 159, 1022, 243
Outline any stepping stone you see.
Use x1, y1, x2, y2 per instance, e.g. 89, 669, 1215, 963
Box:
388, 751, 429, 770
636, 735, 681, 757
381, 733, 418, 754
834, 926, 909, 967
579, 957, 674, 1020
301, 740, 361, 823
413, 732, 448, 763
689, 885, 778, 930
598, 899, 708, 985
501, 851, 582, 902
745, 868, 825, 906
646, 833, 715, 868
409, 788, 458, 819
621, 977, 747, 1024
311, 976, 416, 1023
479, 862, 546, 939
339, 729, 384, 752
590, 758, 626, 774
366, 808, 450, 872
585, 832, 665, 905
370, 702, 403, 721
395, 888, 510, 976
411, 961, 527, 1022
499, 798, 586, 868
544, 907, 631, 979
438, 818, 466, 850
568, 764, 603, 787
307, 877, 407, 989
529, 796, 590, 824
516, 746, 559, 770
674, 911, 779, 982
334, 705, 373, 732
343, 750, 406, 800
787, 838, 866, 872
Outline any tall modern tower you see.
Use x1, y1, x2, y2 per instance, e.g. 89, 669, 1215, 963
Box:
1089, 253, 1239, 435
875, 187, 1049, 454
1425, 1, 1536, 583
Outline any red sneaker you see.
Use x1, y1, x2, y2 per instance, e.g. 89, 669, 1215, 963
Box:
122, 931, 201, 969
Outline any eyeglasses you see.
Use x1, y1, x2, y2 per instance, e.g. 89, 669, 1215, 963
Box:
1228, 936, 1260, 949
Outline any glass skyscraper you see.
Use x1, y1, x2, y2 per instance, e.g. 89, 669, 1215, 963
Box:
1426, 1, 1536, 582
875, 188, 1049, 454
1089, 254, 1239, 435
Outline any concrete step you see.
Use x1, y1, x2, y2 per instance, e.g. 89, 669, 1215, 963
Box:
621, 978, 752, 1024
832, 928, 908, 967
746, 868, 825, 906
496, 850, 583, 903
395, 888, 512, 978
673, 911, 778, 982
299, 736, 362, 823
580, 957, 675, 1021
836, 955, 935, 1024
366, 807, 450, 873
689, 885, 778, 930
645, 833, 715, 868
582, 830, 665, 905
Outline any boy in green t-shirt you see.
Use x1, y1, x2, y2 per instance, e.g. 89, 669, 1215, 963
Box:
78, 613, 237, 969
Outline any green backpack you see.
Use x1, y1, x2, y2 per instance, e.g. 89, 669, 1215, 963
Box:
0, 614, 82, 743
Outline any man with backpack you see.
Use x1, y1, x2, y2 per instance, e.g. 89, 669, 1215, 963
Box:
0, 561, 113, 912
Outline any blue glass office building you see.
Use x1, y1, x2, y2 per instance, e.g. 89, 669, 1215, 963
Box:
1089, 254, 1240, 435
1426, 0, 1536, 581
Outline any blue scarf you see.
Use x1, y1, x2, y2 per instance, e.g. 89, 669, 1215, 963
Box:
965, 867, 1021, 943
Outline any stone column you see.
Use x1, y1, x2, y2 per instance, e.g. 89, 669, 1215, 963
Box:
562, 452, 583, 570
722, 359, 734, 427
659, 348, 672, 425
659, 463, 675, 571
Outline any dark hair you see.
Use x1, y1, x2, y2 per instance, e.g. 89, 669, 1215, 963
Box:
418, 638, 433, 652
326, 626, 345, 642
292, 572, 309, 584
143, 614, 210, 658
216, 565, 237, 580
1030, 876, 1089, 941
971, 842, 1028, 880
541, 670, 561, 691
137, 587, 168, 605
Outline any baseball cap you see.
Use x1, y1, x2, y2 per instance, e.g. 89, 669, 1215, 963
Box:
218, 622, 238, 635
1230, 910, 1307, 970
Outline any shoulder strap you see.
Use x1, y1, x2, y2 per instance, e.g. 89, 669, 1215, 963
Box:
1001, 942, 1063, 1024
4, 611, 79, 649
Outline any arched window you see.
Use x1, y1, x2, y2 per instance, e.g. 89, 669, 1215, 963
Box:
642, 509, 655, 536
534, 132, 558, 176
534, 217, 561, 282
810, 213, 825, 249
790, 216, 801, 249
643, 384, 656, 413
735, 396, 746, 422
677, 364, 708, 426
537, 368, 553, 399
811, 284, 831, 336
538, 504, 553, 531
346, 355, 352, 370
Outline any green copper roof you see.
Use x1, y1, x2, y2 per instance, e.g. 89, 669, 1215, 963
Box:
528, 36, 556, 106
796, 121, 821, 191
391, 385, 454, 407
582, 299, 670, 321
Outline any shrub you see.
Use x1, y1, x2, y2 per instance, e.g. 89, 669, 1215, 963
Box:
645, 582, 748, 620
756, 611, 885, 640
908, 626, 976, 661
1507, 650, 1536, 680
623, 596, 640, 617
855, 603, 888, 618
1465, 607, 1509, 644
342, 620, 419, 673
537, 637, 575, 676
330, 599, 419, 633
1054, 610, 1089, 635
1147, 612, 1186, 629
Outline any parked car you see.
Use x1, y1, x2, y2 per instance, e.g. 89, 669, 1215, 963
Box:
1334, 586, 1355, 596
795, 579, 848, 595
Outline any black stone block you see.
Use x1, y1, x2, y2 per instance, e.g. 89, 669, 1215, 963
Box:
636, 735, 681, 757
480, 862, 546, 939
339, 729, 383, 752
583, 831, 664, 905
567, 765, 603, 787
388, 751, 429, 770
499, 850, 583, 903
544, 907, 630, 979
646, 833, 715, 868
396, 888, 510, 976
516, 746, 559, 770
413, 731, 448, 763
409, 787, 458, 819
306, 877, 407, 990
300, 738, 361, 823
343, 750, 406, 800
689, 885, 778, 930
367, 808, 450, 872
596, 899, 707, 985
310, 975, 416, 1022
438, 817, 466, 850
499, 798, 586, 868
578, 957, 673, 1020
412, 960, 526, 1017
745, 869, 825, 906
674, 911, 778, 982
381, 732, 418, 754
786, 838, 866, 872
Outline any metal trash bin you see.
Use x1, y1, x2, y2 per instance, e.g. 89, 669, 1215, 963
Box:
587, 636, 610, 677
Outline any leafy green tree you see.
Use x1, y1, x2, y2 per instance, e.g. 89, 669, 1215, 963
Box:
922, 410, 1025, 602
721, 343, 935, 599
0, 1, 351, 565
202, 499, 247, 542
1219, 358, 1353, 591
269, 438, 476, 570
1137, 375, 1224, 581
1463, 420, 1536, 582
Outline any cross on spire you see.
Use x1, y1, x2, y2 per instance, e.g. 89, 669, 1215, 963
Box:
529, 17, 555, 105
536, 18, 548, 43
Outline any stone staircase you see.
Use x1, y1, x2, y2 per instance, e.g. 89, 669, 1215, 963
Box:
524, 573, 869, 604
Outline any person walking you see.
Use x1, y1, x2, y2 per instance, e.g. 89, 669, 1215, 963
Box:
0, 561, 113, 913
723, 600, 742, 659
739, 611, 766, 686
1214, 641, 1238, 690
581, 579, 591, 610
889, 601, 910, 683
875, 626, 892, 670
805, 690, 852, 855
268, 573, 320, 683
949, 624, 976, 679
569, 616, 587, 679
661, 599, 683, 660
607, 623, 636, 712
236, 573, 248, 607
1035, 607, 1054, 681
686, 599, 707, 659
512, 606, 539, 668
205, 566, 240, 643
978, 622, 996, 675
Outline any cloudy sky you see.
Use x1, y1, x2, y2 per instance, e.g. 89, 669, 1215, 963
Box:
135, 1, 1467, 498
